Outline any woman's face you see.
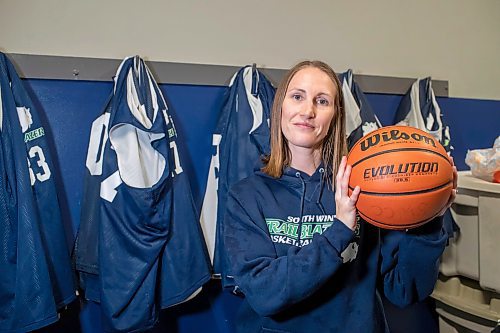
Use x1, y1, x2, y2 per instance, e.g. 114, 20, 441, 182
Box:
281, 66, 337, 154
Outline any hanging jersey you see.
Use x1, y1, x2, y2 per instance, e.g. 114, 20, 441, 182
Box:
394, 77, 452, 153
0, 52, 75, 332
74, 56, 210, 332
341, 69, 382, 150
393, 77, 456, 237
73, 99, 112, 303
200, 65, 275, 287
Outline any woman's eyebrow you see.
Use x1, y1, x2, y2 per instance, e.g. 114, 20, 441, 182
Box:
317, 92, 333, 98
287, 88, 306, 93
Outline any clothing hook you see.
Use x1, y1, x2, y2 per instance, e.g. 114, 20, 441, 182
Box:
251, 63, 258, 96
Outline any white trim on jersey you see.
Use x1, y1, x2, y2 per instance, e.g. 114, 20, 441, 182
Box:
200, 134, 222, 263
429, 84, 445, 142
242, 67, 264, 134
16, 106, 33, 133
127, 70, 152, 129
114, 56, 133, 94
86, 112, 110, 176
229, 66, 266, 135
396, 79, 444, 143
342, 78, 363, 137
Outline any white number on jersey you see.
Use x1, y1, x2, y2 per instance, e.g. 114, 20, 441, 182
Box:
169, 141, 183, 176
86, 113, 110, 176
28, 145, 51, 185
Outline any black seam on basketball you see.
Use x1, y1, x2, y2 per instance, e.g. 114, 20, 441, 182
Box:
349, 180, 452, 196
350, 147, 450, 169
358, 211, 432, 229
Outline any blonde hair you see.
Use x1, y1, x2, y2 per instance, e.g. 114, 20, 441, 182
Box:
262, 60, 347, 184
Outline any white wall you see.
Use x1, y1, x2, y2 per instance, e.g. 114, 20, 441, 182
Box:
0, 0, 499, 100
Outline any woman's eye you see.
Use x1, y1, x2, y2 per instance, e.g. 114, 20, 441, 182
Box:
292, 94, 303, 101
316, 97, 329, 106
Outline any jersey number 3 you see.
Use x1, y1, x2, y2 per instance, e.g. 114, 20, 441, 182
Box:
28, 145, 52, 185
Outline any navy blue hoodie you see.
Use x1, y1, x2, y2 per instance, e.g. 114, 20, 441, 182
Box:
224, 165, 447, 333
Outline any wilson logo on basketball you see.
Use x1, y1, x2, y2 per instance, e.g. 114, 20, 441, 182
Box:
360, 129, 436, 151
363, 162, 439, 179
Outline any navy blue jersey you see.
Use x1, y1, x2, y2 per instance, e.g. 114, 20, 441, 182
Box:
0, 53, 75, 332
74, 57, 210, 332
393, 78, 457, 238
199, 66, 275, 287
341, 69, 382, 150
73, 98, 113, 303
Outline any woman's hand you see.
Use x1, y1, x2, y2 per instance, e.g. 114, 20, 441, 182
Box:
335, 156, 360, 231
437, 156, 458, 216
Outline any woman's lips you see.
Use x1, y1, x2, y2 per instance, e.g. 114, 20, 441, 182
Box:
294, 122, 314, 129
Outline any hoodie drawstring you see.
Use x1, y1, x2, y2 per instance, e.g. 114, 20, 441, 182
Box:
295, 172, 305, 243
294, 168, 329, 244
317, 168, 327, 215
295, 172, 306, 221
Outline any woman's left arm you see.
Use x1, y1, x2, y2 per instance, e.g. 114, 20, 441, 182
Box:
379, 158, 458, 307
379, 216, 447, 307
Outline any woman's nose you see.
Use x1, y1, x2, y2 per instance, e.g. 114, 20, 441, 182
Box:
300, 101, 315, 117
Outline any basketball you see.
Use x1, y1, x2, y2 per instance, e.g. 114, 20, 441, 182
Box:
347, 125, 453, 230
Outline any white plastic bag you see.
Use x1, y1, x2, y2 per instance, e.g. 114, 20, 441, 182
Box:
465, 136, 500, 182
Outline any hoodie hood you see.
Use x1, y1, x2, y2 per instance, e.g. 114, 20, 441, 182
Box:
255, 164, 332, 221
256, 164, 331, 201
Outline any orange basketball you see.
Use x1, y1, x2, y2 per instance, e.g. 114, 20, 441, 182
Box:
347, 125, 453, 230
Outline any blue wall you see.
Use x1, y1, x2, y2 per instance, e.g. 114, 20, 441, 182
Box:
23, 78, 499, 333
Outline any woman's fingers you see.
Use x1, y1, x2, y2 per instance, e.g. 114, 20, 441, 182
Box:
336, 156, 346, 182
336, 156, 347, 196
334, 157, 361, 230
350, 185, 360, 204
448, 156, 458, 210
342, 164, 352, 196
452, 166, 458, 190
438, 191, 456, 216
449, 156, 458, 189
437, 159, 458, 216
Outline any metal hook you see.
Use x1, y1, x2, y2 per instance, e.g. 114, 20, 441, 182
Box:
251, 63, 258, 96
133, 55, 141, 73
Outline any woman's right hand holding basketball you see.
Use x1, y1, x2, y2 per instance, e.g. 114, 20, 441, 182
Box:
335, 156, 361, 231
436, 156, 458, 217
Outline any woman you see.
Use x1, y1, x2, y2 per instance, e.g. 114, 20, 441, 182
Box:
223, 60, 457, 333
